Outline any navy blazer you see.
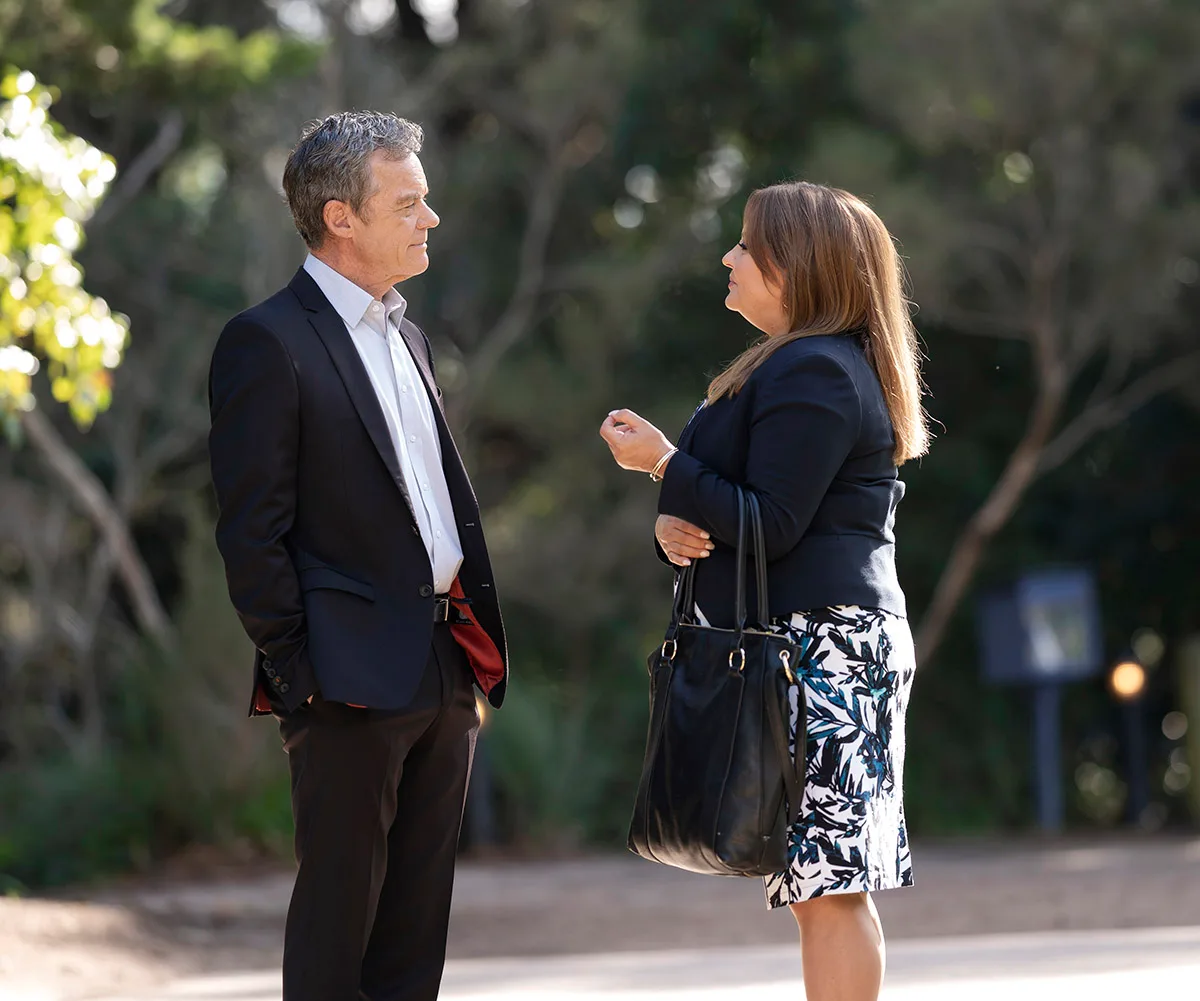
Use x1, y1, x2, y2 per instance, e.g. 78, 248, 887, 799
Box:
209, 268, 508, 715
658, 331, 907, 627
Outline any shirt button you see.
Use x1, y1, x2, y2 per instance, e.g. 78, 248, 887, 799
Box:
402, 386, 408, 393
436, 531, 442, 539
409, 435, 417, 442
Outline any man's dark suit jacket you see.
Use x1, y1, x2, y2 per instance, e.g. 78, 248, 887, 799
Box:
208, 267, 508, 716
659, 331, 907, 628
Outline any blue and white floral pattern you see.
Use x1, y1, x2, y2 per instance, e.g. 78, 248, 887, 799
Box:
763, 605, 916, 908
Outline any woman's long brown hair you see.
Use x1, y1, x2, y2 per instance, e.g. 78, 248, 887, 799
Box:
707, 181, 930, 465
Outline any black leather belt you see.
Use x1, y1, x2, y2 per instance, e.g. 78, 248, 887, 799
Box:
433, 595, 453, 623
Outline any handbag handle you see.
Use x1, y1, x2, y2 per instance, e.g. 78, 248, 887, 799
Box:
735, 489, 770, 631
669, 490, 746, 628
668, 487, 768, 633
746, 491, 770, 627
732, 489, 750, 632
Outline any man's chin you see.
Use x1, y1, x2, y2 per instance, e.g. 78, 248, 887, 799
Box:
396, 252, 430, 283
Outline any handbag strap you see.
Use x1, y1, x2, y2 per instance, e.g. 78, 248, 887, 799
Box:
765, 667, 804, 818
745, 491, 769, 627
669, 560, 696, 632
671, 487, 765, 633
731, 490, 750, 632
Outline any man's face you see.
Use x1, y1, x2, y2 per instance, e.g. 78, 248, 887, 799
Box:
350, 152, 440, 284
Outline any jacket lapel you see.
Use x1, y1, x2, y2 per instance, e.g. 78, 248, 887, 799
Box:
288, 268, 408, 500
398, 319, 442, 414
677, 401, 706, 452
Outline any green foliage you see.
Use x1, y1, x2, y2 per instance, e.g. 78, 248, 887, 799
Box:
0, 0, 318, 105
0, 68, 127, 426
486, 658, 650, 848
1, 0, 1198, 890
0, 504, 292, 888
0, 750, 163, 886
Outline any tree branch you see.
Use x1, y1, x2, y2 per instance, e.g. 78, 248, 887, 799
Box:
930, 306, 1029, 340
90, 111, 186, 228
460, 148, 570, 415
915, 383, 1066, 665
1037, 351, 1200, 474
20, 408, 174, 647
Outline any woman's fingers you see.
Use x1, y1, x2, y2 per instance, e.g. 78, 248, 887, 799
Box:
608, 408, 644, 428
655, 515, 714, 566
660, 523, 715, 560
670, 519, 710, 543
665, 538, 712, 559
659, 515, 712, 545
598, 416, 627, 446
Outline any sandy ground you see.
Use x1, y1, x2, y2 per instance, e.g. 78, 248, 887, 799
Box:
2, 834, 1199, 1000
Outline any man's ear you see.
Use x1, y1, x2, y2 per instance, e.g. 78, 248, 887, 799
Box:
322, 199, 354, 242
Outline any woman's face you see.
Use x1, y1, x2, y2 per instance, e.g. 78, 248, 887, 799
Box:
722, 237, 790, 336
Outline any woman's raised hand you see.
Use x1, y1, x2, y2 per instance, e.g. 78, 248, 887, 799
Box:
656, 514, 715, 567
599, 408, 675, 473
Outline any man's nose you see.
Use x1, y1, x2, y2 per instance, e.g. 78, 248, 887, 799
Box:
421, 204, 440, 229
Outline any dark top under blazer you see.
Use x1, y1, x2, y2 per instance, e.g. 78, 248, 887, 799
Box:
658, 332, 907, 628
208, 267, 507, 716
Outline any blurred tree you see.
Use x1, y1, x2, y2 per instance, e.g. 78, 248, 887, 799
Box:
0, 0, 313, 779
820, 0, 1200, 664
0, 69, 126, 428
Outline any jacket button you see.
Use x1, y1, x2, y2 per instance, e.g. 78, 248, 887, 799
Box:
419, 584, 433, 598
280, 682, 290, 694
265, 666, 277, 678
272, 676, 282, 686
262, 658, 272, 670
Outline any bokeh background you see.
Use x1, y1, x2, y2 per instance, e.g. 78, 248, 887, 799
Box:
2, 0, 1199, 892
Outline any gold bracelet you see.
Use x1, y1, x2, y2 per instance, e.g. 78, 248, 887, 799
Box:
650, 448, 677, 482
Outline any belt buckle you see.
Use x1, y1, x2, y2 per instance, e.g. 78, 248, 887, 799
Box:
433, 596, 451, 623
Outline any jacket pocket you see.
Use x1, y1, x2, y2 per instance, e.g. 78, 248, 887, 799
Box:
296, 561, 375, 602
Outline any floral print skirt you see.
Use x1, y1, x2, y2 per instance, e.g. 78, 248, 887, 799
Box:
761, 605, 917, 908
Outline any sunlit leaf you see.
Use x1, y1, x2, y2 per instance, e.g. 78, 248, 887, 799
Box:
0, 70, 129, 428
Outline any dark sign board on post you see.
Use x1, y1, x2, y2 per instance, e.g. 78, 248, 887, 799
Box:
976, 567, 1103, 831
978, 567, 1103, 686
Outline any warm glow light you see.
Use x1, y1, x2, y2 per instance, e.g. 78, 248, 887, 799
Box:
1110, 661, 1146, 701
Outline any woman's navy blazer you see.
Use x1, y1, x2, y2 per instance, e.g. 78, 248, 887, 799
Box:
658, 331, 907, 627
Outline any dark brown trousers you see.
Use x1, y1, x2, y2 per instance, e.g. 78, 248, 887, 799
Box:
278, 624, 478, 1001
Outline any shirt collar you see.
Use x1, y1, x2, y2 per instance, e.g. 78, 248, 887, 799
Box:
303, 253, 407, 333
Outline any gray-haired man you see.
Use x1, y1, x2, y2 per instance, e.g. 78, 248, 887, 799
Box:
208, 112, 508, 1001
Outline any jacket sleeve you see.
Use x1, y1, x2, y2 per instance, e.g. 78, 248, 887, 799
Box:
657, 350, 861, 560
208, 318, 317, 711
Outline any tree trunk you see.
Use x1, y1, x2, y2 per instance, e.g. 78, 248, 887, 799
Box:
20, 408, 174, 648
914, 384, 1064, 665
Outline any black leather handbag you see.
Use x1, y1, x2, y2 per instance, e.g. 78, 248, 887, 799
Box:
628, 490, 804, 876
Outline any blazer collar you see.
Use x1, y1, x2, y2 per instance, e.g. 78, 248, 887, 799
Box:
300, 253, 408, 333
287, 267, 409, 502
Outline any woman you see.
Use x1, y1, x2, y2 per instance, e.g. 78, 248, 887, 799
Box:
599, 181, 929, 1001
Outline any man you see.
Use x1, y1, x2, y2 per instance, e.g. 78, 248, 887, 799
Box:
208, 111, 507, 1001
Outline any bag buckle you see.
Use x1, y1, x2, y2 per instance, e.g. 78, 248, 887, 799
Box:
729, 647, 745, 672
780, 649, 797, 684
662, 639, 678, 661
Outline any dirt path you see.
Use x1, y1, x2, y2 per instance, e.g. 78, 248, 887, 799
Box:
2, 835, 1199, 1000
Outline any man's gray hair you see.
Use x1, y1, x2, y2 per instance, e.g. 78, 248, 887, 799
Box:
282, 111, 424, 249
